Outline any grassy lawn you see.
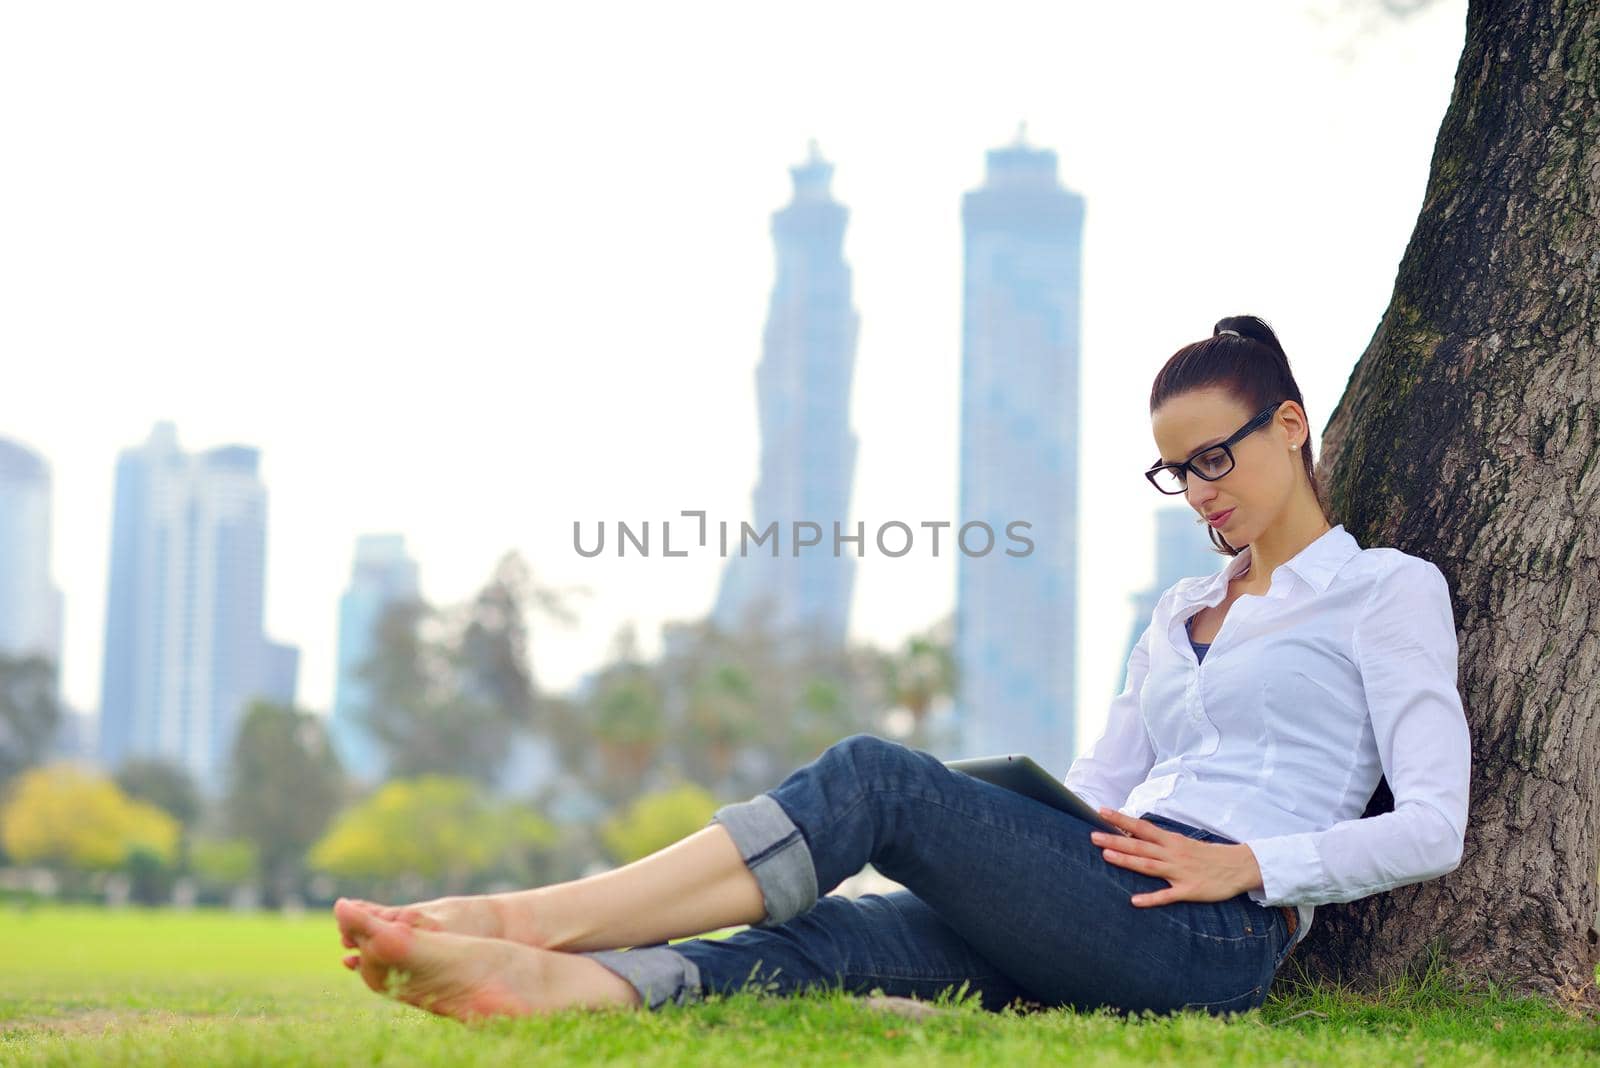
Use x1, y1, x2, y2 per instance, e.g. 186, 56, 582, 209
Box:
1, 905, 1595, 1066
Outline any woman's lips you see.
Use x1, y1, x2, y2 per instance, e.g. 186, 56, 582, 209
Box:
1206, 508, 1235, 528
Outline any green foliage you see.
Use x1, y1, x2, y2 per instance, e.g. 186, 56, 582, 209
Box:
224, 702, 344, 900
356, 551, 577, 785
125, 845, 176, 906
599, 781, 721, 865
685, 663, 762, 760
114, 758, 201, 829
0, 651, 61, 794
880, 621, 957, 750
188, 837, 259, 885
595, 668, 665, 746
0, 764, 179, 871
309, 776, 556, 889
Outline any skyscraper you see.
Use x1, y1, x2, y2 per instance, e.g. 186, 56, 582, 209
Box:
0, 437, 65, 686
713, 141, 861, 650
1114, 507, 1227, 691
954, 126, 1086, 774
98, 422, 294, 791
330, 533, 420, 783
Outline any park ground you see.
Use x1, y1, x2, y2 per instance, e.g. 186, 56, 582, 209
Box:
1, 906, 1597, 1066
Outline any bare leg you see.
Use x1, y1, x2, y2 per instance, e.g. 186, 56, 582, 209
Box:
337, 823, 766, 953
508, 823, 767, 951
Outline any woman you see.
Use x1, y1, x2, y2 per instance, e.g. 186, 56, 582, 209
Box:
332, 315, 1472, 1021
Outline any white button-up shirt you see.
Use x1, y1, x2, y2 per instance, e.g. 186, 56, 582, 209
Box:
1063, 523, 1471, 948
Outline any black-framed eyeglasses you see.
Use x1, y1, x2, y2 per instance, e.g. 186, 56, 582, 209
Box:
1144, 401, 1285, 495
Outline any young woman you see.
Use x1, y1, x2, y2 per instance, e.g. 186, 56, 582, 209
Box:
333, 315, 1472, 1021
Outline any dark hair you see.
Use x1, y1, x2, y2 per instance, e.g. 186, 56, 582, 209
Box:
1149, 315, 1326, 556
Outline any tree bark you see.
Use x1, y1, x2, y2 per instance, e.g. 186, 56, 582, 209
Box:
1307, 0, 1600, 1005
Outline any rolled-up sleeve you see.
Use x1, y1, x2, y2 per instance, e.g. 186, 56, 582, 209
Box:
1063, 611, 1158, 813
1243, 557, 1472, 906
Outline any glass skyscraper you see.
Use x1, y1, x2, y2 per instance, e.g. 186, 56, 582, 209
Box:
98, 422, 297, 792
954, 129, 1086, 774
713, 142, 860, 650
330, 533, 420, 784
0, 437, 64, 686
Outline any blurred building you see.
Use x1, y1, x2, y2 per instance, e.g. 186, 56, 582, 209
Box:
0, 437, 65, 688
492, 730, 561, 798
262, 639, 300, 707
49, 700, 97, 764
1114, 506, 1227, 690
953, 126, 1086, 774
97, 421, 297, 792
712, 141, 861, 652
329, 533, 419, 783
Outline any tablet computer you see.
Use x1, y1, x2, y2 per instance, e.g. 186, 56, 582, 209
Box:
943, 753, 1127, 836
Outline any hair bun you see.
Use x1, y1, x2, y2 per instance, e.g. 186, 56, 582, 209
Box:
1212, 315, 1286, 357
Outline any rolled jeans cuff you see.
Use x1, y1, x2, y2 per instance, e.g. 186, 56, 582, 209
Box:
710, 792, 818, 928
581, 943, 703, 1010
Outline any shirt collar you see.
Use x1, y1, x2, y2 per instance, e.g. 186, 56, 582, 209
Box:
1200, 523, 1361, 599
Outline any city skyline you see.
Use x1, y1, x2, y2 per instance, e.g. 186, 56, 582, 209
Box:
1, 1, 1468, 770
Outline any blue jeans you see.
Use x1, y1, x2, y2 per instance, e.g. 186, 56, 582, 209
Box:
581, 734, 1294, 1015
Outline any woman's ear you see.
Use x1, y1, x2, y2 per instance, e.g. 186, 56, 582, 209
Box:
1280, 401, 1309, 449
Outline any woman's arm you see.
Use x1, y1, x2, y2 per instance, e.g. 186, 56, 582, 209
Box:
1241, 556, 1472, 906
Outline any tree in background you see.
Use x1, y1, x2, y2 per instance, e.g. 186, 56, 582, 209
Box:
650, 614, 890, 799
781, 640, 893, 771
0, 652, 60, 797
0, 764, 178, 895
225, 701, 344, 906
456, 549, 592, 720
538, 692, 594, 779
310, 776, 557, 896
1298, 0, 1599, 1002
357, 597, 473, 779
683, 663, 763, 789
114, 758, 203, 903
598, 781, 720, 867
785, 675, 855, 768
359, 552, 588, 787
188, 837, 258, 900
452, 551, 538, 733
589, 624, 667, 802
114, 757, 201, 830
114, 757, 200, 854
880, 617, 958, 753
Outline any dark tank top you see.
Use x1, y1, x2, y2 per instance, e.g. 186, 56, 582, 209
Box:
1186, 616, 1212, 664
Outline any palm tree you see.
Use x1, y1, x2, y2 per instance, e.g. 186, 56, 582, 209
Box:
881, 620, 958, 751
589, 625, 666, 798
684, 664, 762, 788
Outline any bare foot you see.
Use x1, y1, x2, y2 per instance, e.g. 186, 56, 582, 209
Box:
333, 899, 640, 1021
336, 893, 538, 947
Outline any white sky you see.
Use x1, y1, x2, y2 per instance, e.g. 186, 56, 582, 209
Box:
0, 0, 1467, 763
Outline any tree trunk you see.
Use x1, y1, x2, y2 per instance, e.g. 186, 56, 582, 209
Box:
1308, 0, 1599, 1005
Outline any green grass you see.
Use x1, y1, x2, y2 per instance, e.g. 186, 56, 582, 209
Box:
1, 905, 1595, 1066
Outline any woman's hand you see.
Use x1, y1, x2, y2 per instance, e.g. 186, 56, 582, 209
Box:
1090, 808, 1264, 907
